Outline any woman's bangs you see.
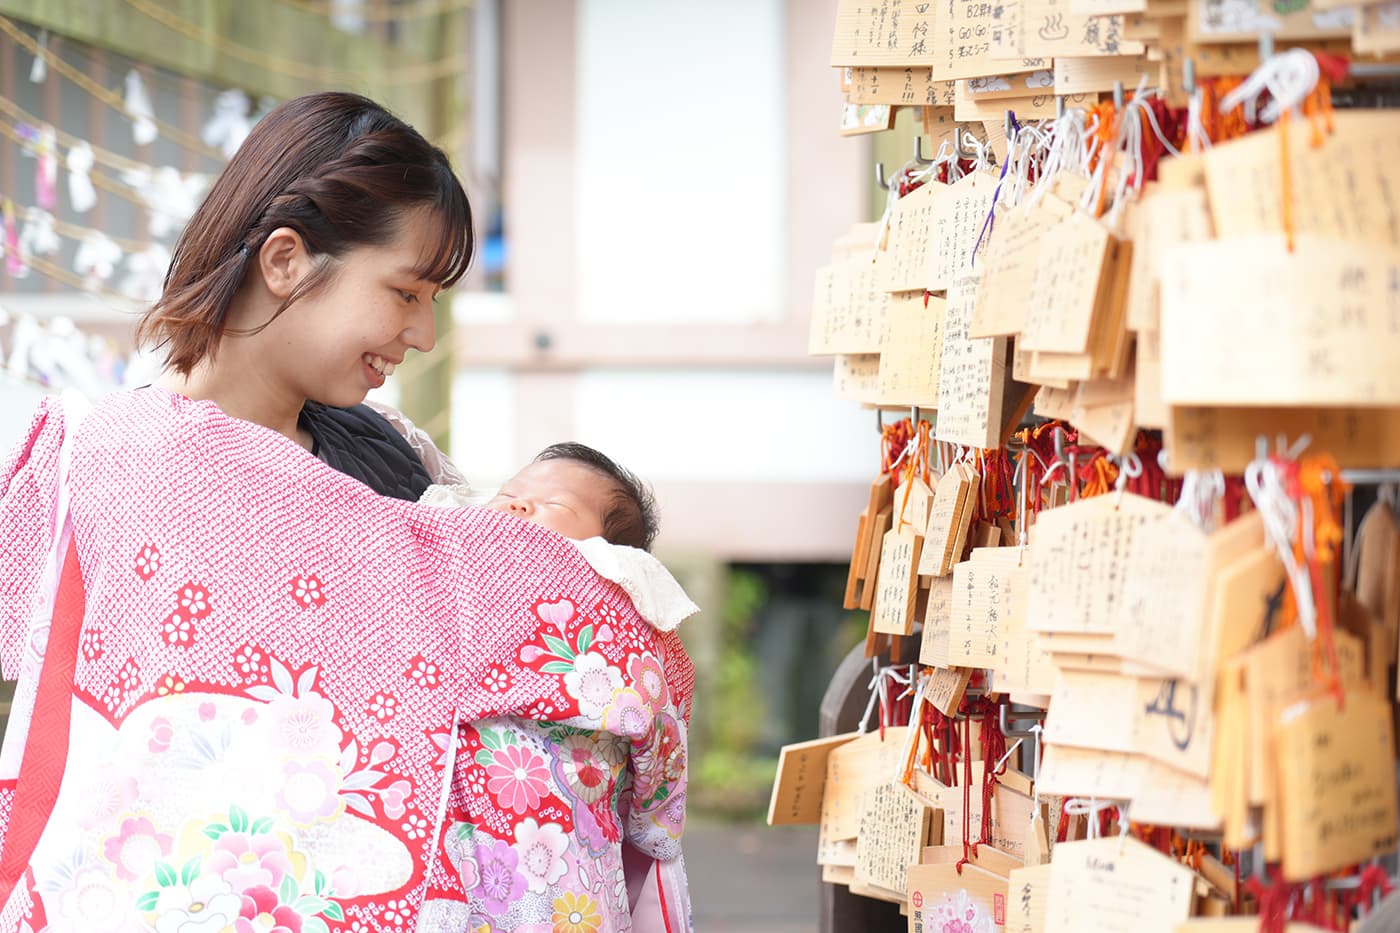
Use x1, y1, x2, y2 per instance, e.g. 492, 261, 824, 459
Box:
411, 189, 473, 289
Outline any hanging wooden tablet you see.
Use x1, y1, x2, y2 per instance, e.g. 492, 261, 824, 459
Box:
1044, 671, 1140, 754
1038, 744, 1146, 800
1160, 235, 1400, 407
949, 547, 1024, 669
1016, 0, 1145, 57
1053, 54, 1153, 93
1211, 657, 1256, 850
1188, 0, 1352, 44
823, 727, 914, 843
844, 66, 958, 107
1021, 211, 1115, 356
833, 353, 882, 404
1201, 112, 1400, 245
929, 0, 1049, 82
1245, 626, 1366, 810
928, 665, 974, 717
1044, 836, 1195, 933
1070, 361, 1136, 455
908, 862, 1010, 933
876, 294, 946, 407
1024, 810, 1051, 866
926, 171, 1001, 292
878, 182, 941, 293
844, 509, 871, 611
938, 267, 1014, 448
845, 475, 893, 609
999, 555, 1059, 697
1135, 329, 1165, 429
1164, 405, 1400, 474
948, 463, 981, 568
1124, 185, 1213, 334
809, 252, 891, 357
1006, 863, 1053, 933
768, 732, 860, 825
961, 67, 1057, 101
970, 200, 1061, 339
935, 761, 1039, 860
1127, 759, 1218, 830
831, 0, 939, 66
1275, 691, 1399, 880
919, 466, 974, 577
954, 88, 1059, 123
1116, 513, 1210, 679
855, 781, 934, 896
872, 525, 924, 636
921, 575, 956, 667
1356, 2, 1400, 54
861, 506, 893, 612
1026, 492, 1175, 636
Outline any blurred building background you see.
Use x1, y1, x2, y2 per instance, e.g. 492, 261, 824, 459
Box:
0, 3, 877, 925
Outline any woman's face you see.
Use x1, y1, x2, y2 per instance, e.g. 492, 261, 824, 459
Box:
263, 207, 443, 408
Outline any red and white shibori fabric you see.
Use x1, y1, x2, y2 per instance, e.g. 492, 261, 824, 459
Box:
0, 388, 693, 933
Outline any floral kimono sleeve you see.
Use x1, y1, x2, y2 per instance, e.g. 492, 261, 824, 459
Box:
618, 668, 687, 862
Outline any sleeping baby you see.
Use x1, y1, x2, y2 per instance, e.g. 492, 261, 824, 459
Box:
418, 443, 697, 933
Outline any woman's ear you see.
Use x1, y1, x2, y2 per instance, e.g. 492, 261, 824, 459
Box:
257, 227, 312, 299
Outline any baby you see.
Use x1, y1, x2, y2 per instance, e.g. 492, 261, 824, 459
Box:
418, 443, 695, 932
483, 442, 658, 550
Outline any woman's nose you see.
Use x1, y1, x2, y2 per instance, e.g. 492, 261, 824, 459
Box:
404, 303, 437, 353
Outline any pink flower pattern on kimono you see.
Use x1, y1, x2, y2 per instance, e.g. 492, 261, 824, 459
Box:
207, 832, 294, 890
102, 816, 172, 881
147, 717, 174, 754
512, 818, 569, 893
263, 693, 341, 760
485, 744, 550, 815
234, 885, 303, 933
628, 654, 669, 711
600, 688, 651, 739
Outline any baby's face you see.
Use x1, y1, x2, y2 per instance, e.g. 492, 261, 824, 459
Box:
484, 459, 609, 541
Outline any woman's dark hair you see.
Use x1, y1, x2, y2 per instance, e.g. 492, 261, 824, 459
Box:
535, 443, 659, 551
138, 91, 473, 375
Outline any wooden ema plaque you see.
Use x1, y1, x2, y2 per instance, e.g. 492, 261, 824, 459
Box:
1275, 691, 1399, 880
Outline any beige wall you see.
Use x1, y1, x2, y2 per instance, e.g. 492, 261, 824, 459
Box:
456, 0, 871, 562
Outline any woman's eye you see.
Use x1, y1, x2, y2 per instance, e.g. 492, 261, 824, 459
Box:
397, 289, 418, 304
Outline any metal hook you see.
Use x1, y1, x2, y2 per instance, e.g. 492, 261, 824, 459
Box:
999, 704, 1044, 739
1004, 109, 1015, 141
875, 161, 891, 190
1113, 81, 1124, 109
1183, 57, 1197, 96
1056, 96, 1065, 119
913, 136, 933, 165
1258, 31, 1275, 61
953, 131, 969, 162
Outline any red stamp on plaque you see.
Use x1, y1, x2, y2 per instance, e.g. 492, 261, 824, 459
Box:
994, 892, 1006, 924
911, 891, 923, 909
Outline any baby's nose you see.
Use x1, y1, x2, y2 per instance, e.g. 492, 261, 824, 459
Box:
508, 498, 533, 516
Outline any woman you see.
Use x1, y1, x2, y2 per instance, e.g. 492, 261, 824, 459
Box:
0, 93, 689, 933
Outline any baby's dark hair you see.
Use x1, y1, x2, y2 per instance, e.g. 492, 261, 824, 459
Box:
534, 443, 658, 551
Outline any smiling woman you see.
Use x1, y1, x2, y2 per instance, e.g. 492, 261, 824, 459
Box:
0, 90, 696, 933
137, 92, 471, 450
